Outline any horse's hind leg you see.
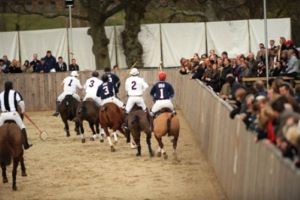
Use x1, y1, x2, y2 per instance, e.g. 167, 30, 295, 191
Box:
172, 134, 179, 161
146, 132, 154, 157
133, 132, 141, 156
20, 155, 27, 177
89, 122, 97, 141
1, 164, 8, 183
12, 157, 19, 191
63, 120, 70, 137
104, 128, 115, 152
155, 135, 167, 159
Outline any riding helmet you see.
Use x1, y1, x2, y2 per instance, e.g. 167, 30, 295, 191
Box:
92, 71, 99, 77
158, 71, 167, 81
71, 71, 79, 77
101, 74, 109, 82
130, 68, 139, 76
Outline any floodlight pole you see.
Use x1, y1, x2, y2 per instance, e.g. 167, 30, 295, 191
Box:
263, 0, 269, 90
68, 5, 73, 62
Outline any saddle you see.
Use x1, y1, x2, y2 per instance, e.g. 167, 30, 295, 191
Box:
154, 108, 176, 118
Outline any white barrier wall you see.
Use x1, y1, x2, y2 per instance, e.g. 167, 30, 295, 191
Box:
0, 18, 292, 69
207, 20, 249, 58
20, 28, 68, 65
0, 31, 19, 61
161, 23, 206, 67
249, 18, 291, 53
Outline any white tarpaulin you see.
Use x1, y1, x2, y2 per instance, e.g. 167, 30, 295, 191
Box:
0, 31, 19, 61
249, 18, 291, 53
207, 20, 249, 58
116, 24, 161, 68
71, 27, 116, 70
161, 23, 206, 67
20, 28, 68, 65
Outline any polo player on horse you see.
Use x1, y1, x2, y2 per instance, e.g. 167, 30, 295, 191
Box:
53, 71, 82, 116
83, 71, 102, 105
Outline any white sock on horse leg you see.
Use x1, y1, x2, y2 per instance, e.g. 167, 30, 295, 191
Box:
100, 128, 105, 135
80, 134, 84, 139
113, 132, 118, 141
107, 136, 112, 146
161, 148, 166, 154
156, 147, 161, 153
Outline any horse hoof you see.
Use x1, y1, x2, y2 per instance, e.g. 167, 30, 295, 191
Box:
66, 133, 70, 137
156, 152, 162, 157
81, 138, 86, 143
22, 171, 27, 177
114, 140, 118, 145
163, 153, 168, 160
150, 151, 154, 157
111, 146, 116, 152
90, 137, 95, 141
100, 139, 104, 143
3, 178, 8, 183
136, 153, 141, 157
12, 185, 17, 191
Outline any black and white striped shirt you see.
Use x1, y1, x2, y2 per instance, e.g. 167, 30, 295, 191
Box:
0, 90, 23, 112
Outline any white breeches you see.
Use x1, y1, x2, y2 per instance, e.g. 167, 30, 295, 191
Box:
101, 97, 124, 108
0, 112, 25, 129
83, 94, 101, 106
57, 92, 80, 102
125, 96, 146, 113
151, 99, 174, 113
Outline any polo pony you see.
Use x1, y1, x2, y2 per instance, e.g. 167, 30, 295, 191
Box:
127, 105, 154, 157
0, 122, 27, 191
99, 103, 129, 152
59, 95, 80, 137
153, 109, 180, 160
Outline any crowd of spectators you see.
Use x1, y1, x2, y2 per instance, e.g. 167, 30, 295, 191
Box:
0, 50, 80, 74
180, 37, 300, 168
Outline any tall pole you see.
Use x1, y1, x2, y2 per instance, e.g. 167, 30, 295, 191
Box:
263, 0, 269, 90
68, 5, 73, 63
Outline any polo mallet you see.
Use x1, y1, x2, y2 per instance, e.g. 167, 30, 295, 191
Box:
158, 61, 163, 71
23, 113, 48, 141
130, 61, 138, 69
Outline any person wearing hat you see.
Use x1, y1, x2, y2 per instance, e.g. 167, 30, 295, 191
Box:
52, 71, 83, 116
83, 71, 103, 104
0, 81, 32, 149
123, 68, 149, 129
96, 74, 124, 108
150, 71, 175, 117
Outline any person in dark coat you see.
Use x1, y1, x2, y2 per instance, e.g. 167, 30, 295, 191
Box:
69, 58, 80, 71
55, 56, 67, 72
43, 50, 56, 72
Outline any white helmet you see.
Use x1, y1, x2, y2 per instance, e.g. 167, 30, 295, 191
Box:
130, 68, 139, 76
71, 71, 79, 77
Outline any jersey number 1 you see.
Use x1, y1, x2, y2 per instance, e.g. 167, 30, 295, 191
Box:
68, 79, 73, 86
159, 88, 164, 99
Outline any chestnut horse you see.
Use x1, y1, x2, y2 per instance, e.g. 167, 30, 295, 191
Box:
99, 103, 129, 152
128, 105, 154, 157
0, 122, 27, 191
153, 109, 180, 160
59, 95, 80, 137
75, 99, 100, 143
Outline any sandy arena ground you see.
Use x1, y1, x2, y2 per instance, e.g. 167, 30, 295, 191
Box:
0, 111, 227, 200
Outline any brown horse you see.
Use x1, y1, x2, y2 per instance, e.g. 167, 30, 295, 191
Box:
75, 99, 100, 143
153, 109, 180, 160
59, 95, 80, 137
0, 122, 27, 191
99, 103, 129, 152
127, 105, 154, 157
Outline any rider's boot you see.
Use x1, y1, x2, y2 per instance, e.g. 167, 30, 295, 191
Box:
21, 128, 32, 150
52, 101, 60, 116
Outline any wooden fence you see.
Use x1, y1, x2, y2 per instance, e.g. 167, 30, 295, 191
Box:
0, 69, 300, 199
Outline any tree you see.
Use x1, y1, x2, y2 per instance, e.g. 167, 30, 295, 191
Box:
7, 0, 124, 69
121, 0, 151, 68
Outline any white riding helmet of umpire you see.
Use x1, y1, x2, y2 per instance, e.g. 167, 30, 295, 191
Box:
130, 68, 139, 76
71, 71, 79, 77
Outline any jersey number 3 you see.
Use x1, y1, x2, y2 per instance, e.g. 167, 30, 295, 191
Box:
89, 80, 95, 87
131, 81, 137, 90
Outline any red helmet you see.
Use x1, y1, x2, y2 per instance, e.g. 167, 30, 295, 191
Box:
158, 71, 166, 81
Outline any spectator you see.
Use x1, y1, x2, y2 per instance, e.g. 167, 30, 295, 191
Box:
283, 49, 298, 77
295, 85, 300, 104
285, 40, 300, 59
34, 58, 45, 73
112, 65, 119, 74
69, 58, 80, 71
43, 50, 56, 72
220, 58, 233, 86
9, 59, 22, 73
0, 59, 9, 73
205, 62, 221, 92
247, 53, 258, 76
3, 55, 11, 68
279, 37, 287, 51
22, 60, 32, 72
221, 51, 228, 60
55, 56, 67, 72
30, 53, 41, 72
253, 80, 267, 97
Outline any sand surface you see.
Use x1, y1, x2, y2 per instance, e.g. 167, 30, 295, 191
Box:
0, 111, 226, 200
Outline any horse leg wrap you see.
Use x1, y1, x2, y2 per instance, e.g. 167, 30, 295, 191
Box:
21, 129, 32, 150
113, 132, 118, 142
107, 136, 113, 146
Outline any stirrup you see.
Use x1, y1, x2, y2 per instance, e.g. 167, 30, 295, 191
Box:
52, 112, 59, 117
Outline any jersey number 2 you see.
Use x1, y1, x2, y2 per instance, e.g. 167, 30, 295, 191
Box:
131, 81, 137, 90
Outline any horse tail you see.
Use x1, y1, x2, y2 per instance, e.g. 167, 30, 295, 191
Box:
81, 102, 88, 118
0, 127, 12, 166
167, 113, 175, 134
131, 115, 140, 125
